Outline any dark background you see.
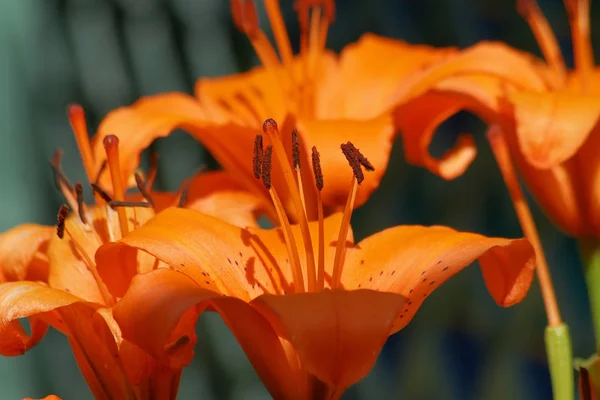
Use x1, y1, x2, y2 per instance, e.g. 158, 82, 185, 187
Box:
0, 0, 596, 398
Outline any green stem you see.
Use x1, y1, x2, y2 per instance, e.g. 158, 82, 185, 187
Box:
545, 324, 574, 400
579, 240, 600, 350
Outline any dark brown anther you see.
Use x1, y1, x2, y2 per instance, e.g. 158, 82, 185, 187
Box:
49, 150, 74, 192
94, 160, 107, 185
341, 143, 364, 184
178, 178, 192, 208
91, 183, 113, 203
56, 204, 69, 239
261, 145, 273, 190
292, 129, 301, 171
109, 200, 153, 209
74, 182, 87, 224
253, 135, 264, 179
134, 172, 155, 208
311, 146, 323, 191
353, 146, 375, 171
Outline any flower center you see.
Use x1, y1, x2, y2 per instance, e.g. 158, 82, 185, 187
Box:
51, 106, 158, 305
253, 118, 373, 293
230, 0, 335, 116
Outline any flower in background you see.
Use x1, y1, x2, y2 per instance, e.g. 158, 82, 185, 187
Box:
96, 119, 536, 399
0, 106, 265, 399
394, 0, 600, 239
92, 0, 458, 221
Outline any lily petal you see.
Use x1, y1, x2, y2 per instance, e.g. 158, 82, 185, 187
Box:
320, 33, 458, 120
0, 281, 91, 364
342, 225, 535, 332
113, 269, 302, 400
251, 289, 406, 390
92, 93, 262, 201
0, 224, 52, 283
394, 41, 548, 104
96, 208, 349, 299
297, 115, 394, 210
508, 90, 600, 169
133, 171, 266, 228
396, 91, 477, 180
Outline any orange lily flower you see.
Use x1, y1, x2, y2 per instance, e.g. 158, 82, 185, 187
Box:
96, 119, 536, 399
90, 0, 458, 221
0, 106, 265, 399
393, 0, 600, 238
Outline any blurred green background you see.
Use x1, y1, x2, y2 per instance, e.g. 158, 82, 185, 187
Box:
0, 0, 596, 398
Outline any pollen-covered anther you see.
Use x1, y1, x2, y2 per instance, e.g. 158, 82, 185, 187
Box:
231, 0, 260, 37
354, 147, 375, 171
74, 182, 87, 224
292, 129, 301, 171
340, 143, 364, 184
311, 146, 323, 191
134, 172, 155, 208
109, 200, 153, 209
261, 145, 273, 190
253, 135, 264, 179
56, 204, 69, 239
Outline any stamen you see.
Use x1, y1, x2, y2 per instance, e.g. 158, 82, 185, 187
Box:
565, 0, 593, 83
332, 142, 368, 289
517, 0, 566, 79
351, 143, 375, 171
56, 205, 69, 239
292, 129, 301, 171
487, 126, 562, 327
263, 119, 317, 291
103, 135, 129, 237
312, 146, 325, 289
49, 150, 78, 211
67, 104, 96, 184
146, 152, 159, 191
340, 143, 364, 184
231, 0, 282, 69
49, 150, 74, 192
261, 146, 273, 189
253, 135, 264, 179
91, 183, 113, 203
263, 0, 294, 65
74, 183, 87, 224
292, 128, 307, 216
109, 201, 153, 209
262, 145, 305, 293
178, 178, 192, 208
134, 172, 155, 208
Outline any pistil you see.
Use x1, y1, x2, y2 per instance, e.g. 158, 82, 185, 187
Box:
103, 135, 129, 237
